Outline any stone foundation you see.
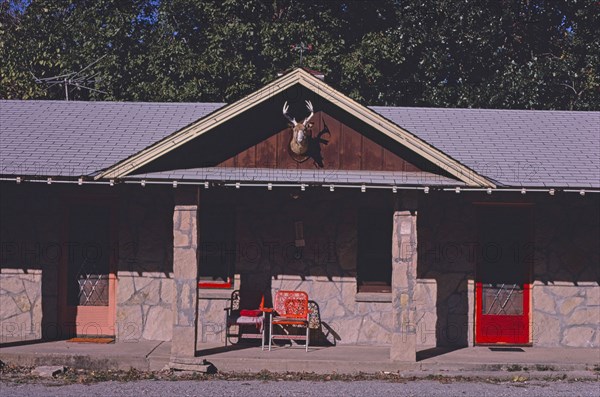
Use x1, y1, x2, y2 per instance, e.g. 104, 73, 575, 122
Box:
115, 187, 175, 342
273, 275, 394, 345
197, 275, 396, 346
414, 279, 438, 348
533, 282, 599, 347
0, 269, 42, 343
531, 195, 599, 348
197, 276, 453, 348
116, 272, 174, 341
0, 184, 61, 342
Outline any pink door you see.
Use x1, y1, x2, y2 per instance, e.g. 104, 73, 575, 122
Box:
60, 202, 116, 337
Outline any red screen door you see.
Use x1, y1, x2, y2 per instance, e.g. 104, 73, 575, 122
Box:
61, 203, 116, 337
475, 205, 532, 345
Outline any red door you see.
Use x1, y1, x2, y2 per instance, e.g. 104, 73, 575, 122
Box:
475, 205, 532, 345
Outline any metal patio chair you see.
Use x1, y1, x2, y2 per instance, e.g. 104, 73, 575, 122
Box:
224, 289, 266, 348
268, 290, 310, 352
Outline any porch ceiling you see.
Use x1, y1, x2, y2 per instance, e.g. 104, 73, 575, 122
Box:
123, 167, 463, 186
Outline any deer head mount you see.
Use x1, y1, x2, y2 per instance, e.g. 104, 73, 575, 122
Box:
283, 100, 314, 158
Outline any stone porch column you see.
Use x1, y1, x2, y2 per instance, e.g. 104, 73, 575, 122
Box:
390, 211, 418, 362
170, 188, 199, 359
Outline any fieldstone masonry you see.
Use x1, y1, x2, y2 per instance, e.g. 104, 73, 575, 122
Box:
198, 279, 439, 349
531, 197, 600, 348
0, 269, 42, 342
116, 272, 174, 341
1, 184, 597, 351
171, 189, 199, 358
197, 294, 230, 344
414, 279, 438, 347
196, 191, 400, 347
390, 211, 418, 361
0, 185, 62, 342
533, 282, 599, 347
264, 275, 394, 345
115, 188, 175, 342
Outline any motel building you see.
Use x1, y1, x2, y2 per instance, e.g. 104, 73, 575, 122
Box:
1, 69, 598, 364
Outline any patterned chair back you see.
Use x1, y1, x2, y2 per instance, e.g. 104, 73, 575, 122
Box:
273, 290, 309, 319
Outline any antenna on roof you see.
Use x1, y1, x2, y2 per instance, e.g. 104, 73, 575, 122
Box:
290, 42, 313, 67
31, 55, 108, 100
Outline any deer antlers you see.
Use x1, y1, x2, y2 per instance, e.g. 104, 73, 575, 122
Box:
282, 100, 314, 127
303, 100, 314, 125
282, 101, 297, 126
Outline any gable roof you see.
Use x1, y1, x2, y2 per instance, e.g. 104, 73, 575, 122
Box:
373, 107, 600, 188
1, 81, 598, 189
0, 100, 223, 177
94, 68, 495, 187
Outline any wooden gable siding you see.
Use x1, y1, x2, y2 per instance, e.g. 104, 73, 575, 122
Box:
219, 112, 421, 171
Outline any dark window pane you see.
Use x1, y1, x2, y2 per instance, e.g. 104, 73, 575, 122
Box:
357, 207, 392, 293
199, 205, 235, 286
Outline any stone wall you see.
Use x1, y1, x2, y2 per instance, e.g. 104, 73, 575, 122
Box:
198, 276, 395, 346
3, 182, 596, 349
533, 282, 598, 347
414, 279, 439, 348
116, 272, 174, 341
115, 187, 174, 342
417, 193, 599, 348
532, 196, 599, 347
0, 184, 176, 343
0, 184, 62, 342
417, 194, 477, 347
0, 269, 42, 342
197, 293, 231, 344
272, 275, 394, 345
196, 189, 399, 346
171, 190, 200, 358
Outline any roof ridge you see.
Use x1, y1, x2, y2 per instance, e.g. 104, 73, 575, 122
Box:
370, 105, 600, 114
3, 100, 597, 114
0, 99, 226, 106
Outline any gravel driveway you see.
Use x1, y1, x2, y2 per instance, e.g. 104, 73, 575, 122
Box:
2, 379, 599, 397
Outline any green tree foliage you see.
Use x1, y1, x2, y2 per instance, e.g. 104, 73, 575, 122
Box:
1, 0, 598, 109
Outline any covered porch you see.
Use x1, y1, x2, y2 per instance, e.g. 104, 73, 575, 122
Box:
165, 173, 438, 364
164, 176, 599, 366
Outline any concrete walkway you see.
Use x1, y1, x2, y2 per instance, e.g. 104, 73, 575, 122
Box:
1, 340, 599, 375
198, 343, 600, 374
0, 340, 170, 371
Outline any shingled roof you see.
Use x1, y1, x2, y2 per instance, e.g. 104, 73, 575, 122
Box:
1, 100, 598, 188
372, 106, 600, 188
0, 100, 223, 177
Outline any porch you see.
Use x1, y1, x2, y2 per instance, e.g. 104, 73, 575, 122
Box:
1, 340, 597, 374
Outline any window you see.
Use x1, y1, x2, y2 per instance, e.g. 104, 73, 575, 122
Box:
357, 207, 393, 293
198, 205, 236, 289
